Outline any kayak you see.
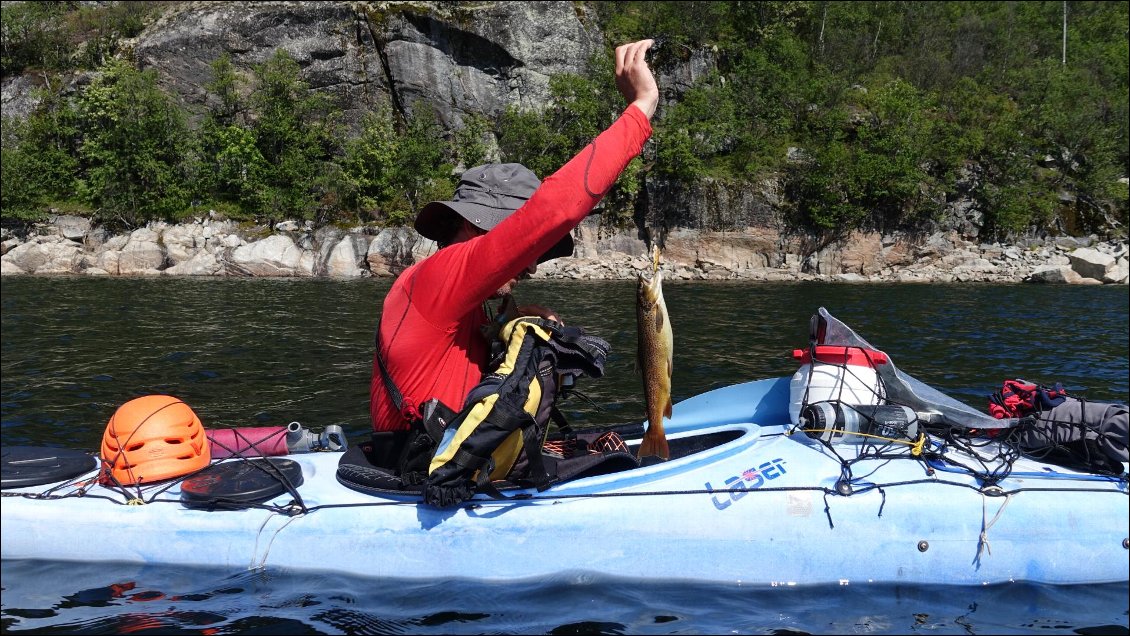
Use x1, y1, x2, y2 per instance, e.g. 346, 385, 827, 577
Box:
2, 310, 1127, 587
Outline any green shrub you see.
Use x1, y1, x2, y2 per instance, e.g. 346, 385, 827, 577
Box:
77, 59, 191, 225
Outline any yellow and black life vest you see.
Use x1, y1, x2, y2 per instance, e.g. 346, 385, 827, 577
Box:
424, 317, 610, 507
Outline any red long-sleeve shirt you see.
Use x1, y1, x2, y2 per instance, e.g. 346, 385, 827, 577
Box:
370, 105, 652, 431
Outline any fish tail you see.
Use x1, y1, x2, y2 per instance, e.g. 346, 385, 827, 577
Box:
637, 430, 670, 461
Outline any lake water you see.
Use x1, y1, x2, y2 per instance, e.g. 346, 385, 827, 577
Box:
2, 277, 1128, 634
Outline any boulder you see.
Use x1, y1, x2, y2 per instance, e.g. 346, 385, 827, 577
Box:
323, 235, 367, 278
2, 241, 54, 273
164, 252, 222, 276
1067, 247, 1115, 281
161, 224, 204, 265
1105, 256, 1129, 285
118, 228, 166, 274
51, 215, 92, 242
1, 259, 27, 276
1026, 265, 1083, 284
366, 227, 426, 276
229, 234, 315, 276
95, 250, 121, 275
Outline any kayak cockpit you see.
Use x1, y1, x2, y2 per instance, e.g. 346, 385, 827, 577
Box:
336, 422, 760, 500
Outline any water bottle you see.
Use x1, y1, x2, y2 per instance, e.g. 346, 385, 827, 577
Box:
799, 402, 919, 444
788, 346, 889, 425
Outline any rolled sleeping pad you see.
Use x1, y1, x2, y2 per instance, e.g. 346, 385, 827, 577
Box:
205, 427, 289, 460
205, 422, 348, 459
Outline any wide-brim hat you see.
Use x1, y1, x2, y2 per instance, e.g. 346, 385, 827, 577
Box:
415, 163, 574, 263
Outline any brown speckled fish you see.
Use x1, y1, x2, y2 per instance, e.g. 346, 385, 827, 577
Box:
636, 245, 672, 460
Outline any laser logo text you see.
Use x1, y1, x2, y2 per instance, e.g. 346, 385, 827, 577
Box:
705, 458, 787, 510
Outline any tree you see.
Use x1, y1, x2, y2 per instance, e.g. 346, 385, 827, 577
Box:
340, 103, 453, 225
245, 49, 339, 222
453, 112, 492, 171
191, 53, 263, 217
0, 83, 82, 219
0, 1, 71, 75
77, 59, 191, 225
341, 105, 400, 222
393, 104, 453, 219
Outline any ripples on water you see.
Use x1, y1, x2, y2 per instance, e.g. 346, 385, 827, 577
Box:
4, 560, 1129, 635
2, 277, 1128, 634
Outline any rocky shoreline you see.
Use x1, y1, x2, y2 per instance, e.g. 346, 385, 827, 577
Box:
1, 214, 1127, 285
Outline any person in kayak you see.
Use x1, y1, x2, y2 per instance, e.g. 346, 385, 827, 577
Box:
370, 39, 659, 437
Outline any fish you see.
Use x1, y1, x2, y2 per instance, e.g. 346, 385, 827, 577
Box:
636, 245, 672, 461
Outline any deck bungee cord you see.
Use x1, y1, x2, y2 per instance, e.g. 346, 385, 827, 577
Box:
6, 424, 1123, 511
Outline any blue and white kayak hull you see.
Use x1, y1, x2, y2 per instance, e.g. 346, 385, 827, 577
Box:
3, 377, 1126, 587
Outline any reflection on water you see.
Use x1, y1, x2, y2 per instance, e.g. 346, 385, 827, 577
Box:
3, 559, 1129, 635
2, 277, 1128, 634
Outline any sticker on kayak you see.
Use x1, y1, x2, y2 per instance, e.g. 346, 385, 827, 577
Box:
704, 458, 787, 510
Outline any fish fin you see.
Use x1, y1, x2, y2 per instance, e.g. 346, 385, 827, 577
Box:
637, 432, 670, 461
652, 310, 665, 331
663, 399, 672, 418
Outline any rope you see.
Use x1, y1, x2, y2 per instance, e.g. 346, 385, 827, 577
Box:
793, 426, 922, 449
251, 511, 303, 570
975, 489, 1012, 565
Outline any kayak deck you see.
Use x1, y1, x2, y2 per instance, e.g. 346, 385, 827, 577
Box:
3, 411, 1126, 587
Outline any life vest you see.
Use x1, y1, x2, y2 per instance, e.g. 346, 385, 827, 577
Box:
424, 317, 611, 507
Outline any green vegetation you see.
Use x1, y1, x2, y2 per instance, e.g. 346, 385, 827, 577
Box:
79, 59, 191, 225
597, 0, 1128, 238
2, 1, 1127, 240
1, 1, 159, 75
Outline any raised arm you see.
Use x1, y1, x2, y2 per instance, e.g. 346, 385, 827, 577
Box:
418, 40, 660, 322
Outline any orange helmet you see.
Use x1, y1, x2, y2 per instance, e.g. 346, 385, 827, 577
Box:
100, 395, 210, 486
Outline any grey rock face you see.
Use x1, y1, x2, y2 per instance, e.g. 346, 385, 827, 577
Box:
127, 1, 599, 132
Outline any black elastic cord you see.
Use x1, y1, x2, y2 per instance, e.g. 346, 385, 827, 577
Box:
375, 272, 420, 417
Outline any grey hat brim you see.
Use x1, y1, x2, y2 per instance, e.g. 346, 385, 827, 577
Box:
415, 200, 574, 263
415, 200, 507, 241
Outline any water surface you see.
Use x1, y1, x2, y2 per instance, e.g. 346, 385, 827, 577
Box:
2, 277, 1127, 634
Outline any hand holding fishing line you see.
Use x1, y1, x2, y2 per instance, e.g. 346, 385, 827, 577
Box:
615, 39, 659, 120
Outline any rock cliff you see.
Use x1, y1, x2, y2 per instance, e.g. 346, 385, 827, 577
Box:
2, 1, 1126, 283
125, 1, 602, 132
